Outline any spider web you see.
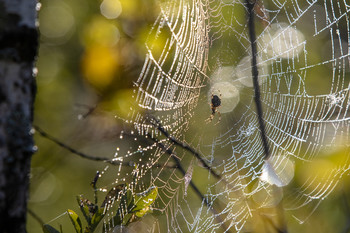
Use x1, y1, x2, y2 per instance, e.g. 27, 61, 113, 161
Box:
98, 0, 350, 232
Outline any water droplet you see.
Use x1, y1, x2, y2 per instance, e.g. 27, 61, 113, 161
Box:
32, 145, 38, 153
32, 67, 38, 77
36, 2, 42, 11
29, 127, 35, 135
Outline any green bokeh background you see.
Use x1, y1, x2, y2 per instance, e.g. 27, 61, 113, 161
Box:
28, 0, 350, 233
29, 0, 153, 232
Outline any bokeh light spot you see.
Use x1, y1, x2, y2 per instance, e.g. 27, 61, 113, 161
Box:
39, 5, 75, 42
82, 16, 121, 47
100, 0, 122, 19
82, 45, 119, 90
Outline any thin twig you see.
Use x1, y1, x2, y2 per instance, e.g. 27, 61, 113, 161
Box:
246, 0, 271, 159
276, 201, 288, 233
150, 117, 222, 180
74, 103, 97, 119
33, 125, 178, 169
148, 134, 208, 203
91, 171, 100, 205
27, 208, 44, 227
247, 2, 287, 231
34, 125, 110, 161
148, 134, 232, 232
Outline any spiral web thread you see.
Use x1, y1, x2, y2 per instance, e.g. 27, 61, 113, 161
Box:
99, 0, 350, 232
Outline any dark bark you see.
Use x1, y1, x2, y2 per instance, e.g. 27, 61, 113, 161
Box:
0, 0, 38, 232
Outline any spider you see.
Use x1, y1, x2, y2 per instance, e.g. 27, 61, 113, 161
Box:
205, 93, 222, 125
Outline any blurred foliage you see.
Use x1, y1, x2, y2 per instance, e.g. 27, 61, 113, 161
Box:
43, 184, 157, 233
101, 185, 158, 229
30, 0, 157, 232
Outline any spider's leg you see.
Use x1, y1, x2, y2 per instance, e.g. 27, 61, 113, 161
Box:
214, 111, 221, 125
205, 113, 215, 123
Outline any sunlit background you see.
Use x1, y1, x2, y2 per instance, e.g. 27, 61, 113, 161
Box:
29, 0, 350, 233
29, 0, 155, 232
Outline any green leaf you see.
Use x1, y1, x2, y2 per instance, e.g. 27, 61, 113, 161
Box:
102, 210, 125, 233
101, 184, 125, 208
77, 195, 97, 226
124, 188, 134, 210
121, 213, 133, 225
88, 208, 105, 232
114, 189, 134, 226
133, 186, 158, 215
67, 209, 83, 233
134, 206, 151, 218
77, 196, 91, 225
43, 224, 60, 233
101, 185, 132, 229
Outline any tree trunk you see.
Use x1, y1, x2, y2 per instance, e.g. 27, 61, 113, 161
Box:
0, 0, 38, 232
